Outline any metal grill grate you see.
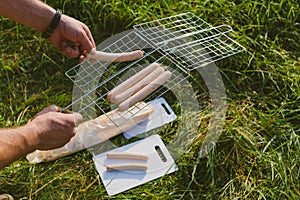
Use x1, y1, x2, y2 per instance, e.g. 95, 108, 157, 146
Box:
63, 12, 245, 122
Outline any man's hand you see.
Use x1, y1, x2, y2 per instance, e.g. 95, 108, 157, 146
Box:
27, 105, 83, 150
0, 0, 96, 62
49, 15, 96, 62
0, 105, 82, 169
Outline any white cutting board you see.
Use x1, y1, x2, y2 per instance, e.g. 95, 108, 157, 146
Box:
123, 97, 177, 139
93, 134, 178, 196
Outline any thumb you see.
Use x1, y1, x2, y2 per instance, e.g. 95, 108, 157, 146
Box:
71, 112, 83, 126
60, 111, 83, 126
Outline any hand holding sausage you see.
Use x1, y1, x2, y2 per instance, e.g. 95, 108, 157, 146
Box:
50, 15, 96, 62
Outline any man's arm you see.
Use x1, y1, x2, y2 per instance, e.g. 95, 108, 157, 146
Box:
0, 126, 37, 169
0, 0, 95, 60
0, 0, 55, 32
0, 105, 82, 169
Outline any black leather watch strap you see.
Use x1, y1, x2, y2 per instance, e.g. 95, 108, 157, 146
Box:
42, 9, 62, 38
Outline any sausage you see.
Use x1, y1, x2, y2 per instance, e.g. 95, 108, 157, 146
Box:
106, 163, 148, 171
87, 48, 144, 62
117, 71, 172, 112
106, 152, 149, 161
113, 66, 165, 104
107, 63, 160, 103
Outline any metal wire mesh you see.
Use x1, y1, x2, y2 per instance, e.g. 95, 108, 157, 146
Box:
134, 12, 245, 70
64, 48, 187, 121
63, 12, 245, 123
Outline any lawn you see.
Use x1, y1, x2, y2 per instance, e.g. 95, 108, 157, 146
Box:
0, 0, 299, 199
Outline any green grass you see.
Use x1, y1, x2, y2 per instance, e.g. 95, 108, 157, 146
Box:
0, 0, 299, 199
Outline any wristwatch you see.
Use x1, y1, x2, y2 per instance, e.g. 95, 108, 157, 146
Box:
42, 9, 62, 38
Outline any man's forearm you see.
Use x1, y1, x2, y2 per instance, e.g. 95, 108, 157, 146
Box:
0, 125, 36, 169
0, 0, 55, 32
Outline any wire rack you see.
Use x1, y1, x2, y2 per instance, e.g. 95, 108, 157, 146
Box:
63, 12, 245, 122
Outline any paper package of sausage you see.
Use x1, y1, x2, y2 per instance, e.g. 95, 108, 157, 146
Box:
26, 102, 153, 163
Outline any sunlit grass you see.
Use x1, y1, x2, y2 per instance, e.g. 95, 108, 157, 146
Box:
0, 0, 299, 199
